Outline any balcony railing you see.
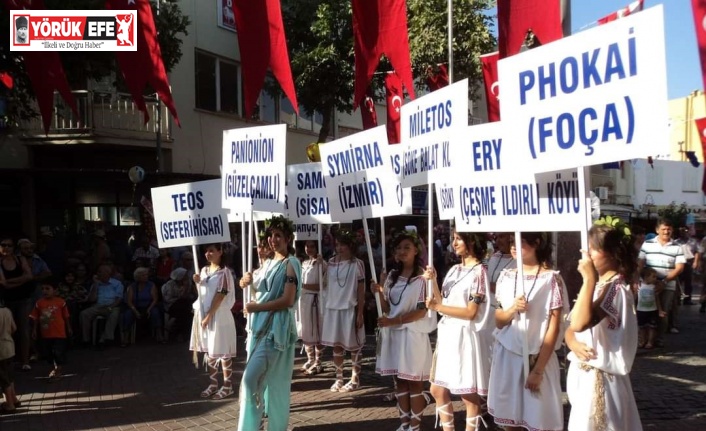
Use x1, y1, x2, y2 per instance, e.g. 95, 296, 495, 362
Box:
20, 90, 171, 139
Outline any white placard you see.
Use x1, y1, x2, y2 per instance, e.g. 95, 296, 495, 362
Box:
152, 179, 231, 248
222, 124, 287, 213
387, 144, 413, 217
293, 223, 319, 242
453, 169, 587, 232
319, 126, 397, 222
498, 5, 668, 173
399, 79, 469, 187
287, 163, 332, 224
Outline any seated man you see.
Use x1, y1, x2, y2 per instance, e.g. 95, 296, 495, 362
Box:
80, 264, 124, 346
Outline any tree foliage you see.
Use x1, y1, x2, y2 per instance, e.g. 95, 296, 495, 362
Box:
281, 0, 497, 143
0, 0, 189, 127
281, 0, 354, 143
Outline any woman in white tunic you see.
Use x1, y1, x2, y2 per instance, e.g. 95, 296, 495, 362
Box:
373, 230, 436, 431
190, 243, 237, 400
488, 232, 569, 431
321, 230, 366, 392
565, 217, 642, 431
424, 231, 493, 431
298, 240, 327, 375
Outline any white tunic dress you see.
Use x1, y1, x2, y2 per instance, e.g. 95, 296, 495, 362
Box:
321, 258, 366, 351
567, 276, 642, 431
488, 269, 569, 431
376, 275, 436, 381
296, 258, 324, 344
431, 263, 494, 395
189, 266, 237, 358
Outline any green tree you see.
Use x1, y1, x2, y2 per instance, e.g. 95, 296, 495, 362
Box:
657, 201, 689, 229
407, 0, 496, 99
281, 0, 496, 144
0, 0, 189, 127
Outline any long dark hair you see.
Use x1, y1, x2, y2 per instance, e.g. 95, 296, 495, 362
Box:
387, 231, 424, 287
520, 232, 553, 268
589, 224, 637, 280
454, 231, 487, 260
204, 243, 230, 269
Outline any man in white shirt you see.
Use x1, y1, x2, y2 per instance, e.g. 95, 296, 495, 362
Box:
638, 218, 685, 347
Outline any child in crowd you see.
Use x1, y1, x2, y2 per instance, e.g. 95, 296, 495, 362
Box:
0, 296, 19, 413
29, 281, 72, 379
637, 267, 664, 350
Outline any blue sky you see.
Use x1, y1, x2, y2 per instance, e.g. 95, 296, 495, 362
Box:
573, 1, 700, 99
489, 1, 702, 100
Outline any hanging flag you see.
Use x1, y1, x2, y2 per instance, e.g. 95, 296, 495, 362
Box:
0, 72, 13, 90
233, 0, 298, 119
3, 0, 78, 134
686, 151, 700, 167
480, 52, 500, 122
692, 0, 706, 102
352, 0, 415, 110
384, 72, 403, 144
106, 0, 180, 126
695, 117, 706, 193
497, 0, 563, 58
426, 64, 448, 92
598, 0, 644, 25
360, 88, 378, 130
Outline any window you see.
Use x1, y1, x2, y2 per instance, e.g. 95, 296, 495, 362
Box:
195, 50, 241, 115
646, 166, 663, 191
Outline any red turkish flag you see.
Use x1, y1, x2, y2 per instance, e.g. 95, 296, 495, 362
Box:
692, 0, 706, 103
695, 118, 706, 194
480, 52, 500, 122
385, 72, 403, 144
598, 0, 644, 25
352, 0, 415, 111
233, 0, 298, 119
360, 89, 378, 130
4, 0, 78, 134
426, 65, 448, 92
106, 0, 179, 126
497, 0, 563, 58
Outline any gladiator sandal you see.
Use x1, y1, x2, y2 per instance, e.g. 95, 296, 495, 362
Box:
301, 345, 314, 372
212, 358, 234, 400
200, 357, 219, 398
465, 415, 488, 431
330, 350, 345, 392
435, 402, 455, 431
408, 392, 426, 431
394, 391, 411, 431
340, 348, 362, 392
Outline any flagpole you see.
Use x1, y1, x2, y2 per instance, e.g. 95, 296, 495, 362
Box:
447, 0, 453, 83
155, 0, 163, 173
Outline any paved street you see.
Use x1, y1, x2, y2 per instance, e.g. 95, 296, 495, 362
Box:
2, 296, 706, 431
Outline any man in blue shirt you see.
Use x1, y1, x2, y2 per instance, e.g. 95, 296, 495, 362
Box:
79, 264, 124, 346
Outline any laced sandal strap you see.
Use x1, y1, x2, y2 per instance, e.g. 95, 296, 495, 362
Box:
465, 414, 488, 430
435, 402, 455, 429
408, 425, 420, 431
330, 379, 344, 392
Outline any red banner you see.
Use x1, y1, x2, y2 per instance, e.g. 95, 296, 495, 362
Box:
360, 89, 378, 130
480, 52, 500, 122
352, 0, 415, 110
695, 118, 706, 194
692, 0, 706, 105
233, 0, 298, 119
426, 64, 448, 92
497, 0, 563, 58
384, 72, 403, 144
